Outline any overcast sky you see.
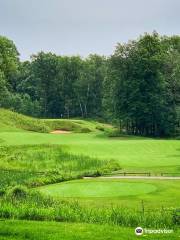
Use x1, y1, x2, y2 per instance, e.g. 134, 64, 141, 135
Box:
0, 0, 179, 60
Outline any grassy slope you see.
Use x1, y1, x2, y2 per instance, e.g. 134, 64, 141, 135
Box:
0, 109, 179, 208
0, 108, 110, 133
0, 109, 179, 238
0, 145, 110, 173
0, 109, 48, 133
0, 131, 179, 173
0, 109, 179, 173
0, 220, 179, 240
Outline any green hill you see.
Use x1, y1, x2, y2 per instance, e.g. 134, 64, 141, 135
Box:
0, 109, 48, 132
0, 108, 111, 133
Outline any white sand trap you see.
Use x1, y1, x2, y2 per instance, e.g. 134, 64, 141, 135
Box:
50, 130, 71, 134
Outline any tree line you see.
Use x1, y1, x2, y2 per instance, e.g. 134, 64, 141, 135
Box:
0, 32, 180, 136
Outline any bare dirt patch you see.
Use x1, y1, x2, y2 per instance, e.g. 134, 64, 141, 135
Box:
50, 130, 71, 134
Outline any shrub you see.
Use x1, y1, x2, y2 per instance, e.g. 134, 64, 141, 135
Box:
96, 125, 105, 131
7, 185, 28, 199
84, 170, 102, 177
80, 128, 91, 133
172, 209, 180, 225
107, 130, 122, 137
0, 189, 6, 196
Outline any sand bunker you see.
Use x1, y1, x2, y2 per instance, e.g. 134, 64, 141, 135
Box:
50, 130, 71, 134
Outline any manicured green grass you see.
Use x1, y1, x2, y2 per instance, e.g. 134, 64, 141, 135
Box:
0, 109, 179, 238
38, 179, 180, 209
0, 220, 179, 240
0, 109, 179, 174
0, 131, 179, 173
38, 179, 157, 198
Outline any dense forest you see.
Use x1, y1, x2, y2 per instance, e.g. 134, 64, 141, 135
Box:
0, 32, 180, 137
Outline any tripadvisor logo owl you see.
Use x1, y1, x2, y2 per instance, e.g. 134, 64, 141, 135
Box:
135, 227, 143, 236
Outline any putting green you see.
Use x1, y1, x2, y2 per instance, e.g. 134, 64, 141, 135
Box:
39, 180, 157, 198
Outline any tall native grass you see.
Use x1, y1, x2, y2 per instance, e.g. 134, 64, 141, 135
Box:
0, 144, 121, 188
0, 145, 120, 172
0, 108, 111, 133
0, 190, 178, 228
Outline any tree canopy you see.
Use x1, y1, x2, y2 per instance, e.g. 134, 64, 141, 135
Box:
0, 33, 179, 137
